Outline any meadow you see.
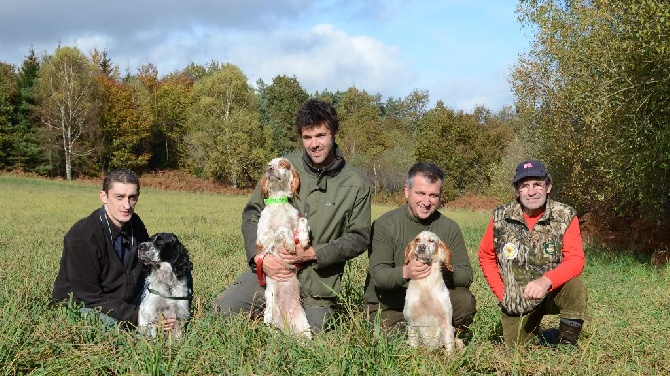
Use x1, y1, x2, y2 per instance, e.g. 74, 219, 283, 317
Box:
0, 174, 668, 375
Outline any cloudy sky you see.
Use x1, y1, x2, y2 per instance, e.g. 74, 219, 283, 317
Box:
0, 0, 530, 111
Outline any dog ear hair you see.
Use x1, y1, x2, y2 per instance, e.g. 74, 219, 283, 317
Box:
439, 241, 454, 271
290, 163, 300, 199
171, 240, 193, 279
404, 240, 414, 265
260, 172, 269, 199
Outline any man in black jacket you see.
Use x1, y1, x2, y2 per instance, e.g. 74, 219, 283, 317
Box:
52, 169, 154, 327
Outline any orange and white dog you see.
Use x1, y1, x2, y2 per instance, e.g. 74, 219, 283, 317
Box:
403, 230, 462, 352
256, 157, 311, 338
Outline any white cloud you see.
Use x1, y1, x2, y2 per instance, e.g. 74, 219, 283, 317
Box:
166, 23, 418, 98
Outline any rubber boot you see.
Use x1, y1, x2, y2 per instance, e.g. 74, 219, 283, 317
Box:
558, 318, 583, 346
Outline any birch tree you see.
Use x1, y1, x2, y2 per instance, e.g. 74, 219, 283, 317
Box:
35, 46, 99, 180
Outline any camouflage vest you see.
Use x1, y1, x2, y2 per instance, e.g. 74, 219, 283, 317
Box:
493, 199, 576, 315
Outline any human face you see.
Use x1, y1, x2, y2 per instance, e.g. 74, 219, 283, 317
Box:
405, 175, 442, 220
99, 182, 139, 227
515, 177, 552, 216
301, 123, 337, 169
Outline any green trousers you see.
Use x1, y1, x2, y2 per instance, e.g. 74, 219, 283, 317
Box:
501, 277, 588, 345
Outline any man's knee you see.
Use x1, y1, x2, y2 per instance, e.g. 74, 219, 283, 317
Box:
364, 304, 405, 332
304, 304, 334, 334
211, 271, 265, 318
450, 287, 477, 327
557, 277, 588, 320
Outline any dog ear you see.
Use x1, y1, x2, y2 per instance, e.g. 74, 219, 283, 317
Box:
404, 240, 415, 265
260, 172, 269, 199
171, 240, 193, 279
290, 163, 300, 198
439, 241, 454, 271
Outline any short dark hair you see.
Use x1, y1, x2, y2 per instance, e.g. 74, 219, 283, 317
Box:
294, 98, 339, 136
102, 169, 140, 194
406, 162, 445, 189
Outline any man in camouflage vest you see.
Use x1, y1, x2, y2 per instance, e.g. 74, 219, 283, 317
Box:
478, 159, 588, 346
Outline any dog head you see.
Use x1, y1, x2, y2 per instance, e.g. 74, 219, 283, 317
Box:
404, 230, 453, 271
260, 157, 300, 199
138, 232, 193, 279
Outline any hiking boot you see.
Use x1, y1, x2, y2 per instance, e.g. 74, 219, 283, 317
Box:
558, 318, 583, 346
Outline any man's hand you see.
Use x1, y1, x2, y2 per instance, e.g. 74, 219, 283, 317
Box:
523, 276, 552, 299
260, 253, 294, 282
402, 259, 431, 280
160, 315, 178, 332
279, 244, 317, 265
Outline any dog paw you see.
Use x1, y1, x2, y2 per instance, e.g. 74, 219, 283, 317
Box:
296, 217, 311, 247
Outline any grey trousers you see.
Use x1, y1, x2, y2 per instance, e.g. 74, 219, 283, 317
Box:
364, 286, 477, 331
212, 269, 333, 333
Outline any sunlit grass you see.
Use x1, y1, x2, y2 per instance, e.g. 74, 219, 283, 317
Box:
1, 174, 669, 375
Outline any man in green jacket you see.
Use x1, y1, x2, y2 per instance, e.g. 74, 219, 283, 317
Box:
363, 162, 476, 332
213, 99, 372, 333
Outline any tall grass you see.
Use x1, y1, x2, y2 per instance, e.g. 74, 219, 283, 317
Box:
0, 174, 668, 375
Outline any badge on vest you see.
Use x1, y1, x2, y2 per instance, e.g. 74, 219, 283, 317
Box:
503, 243, 518, 259
543, 241, 558, 256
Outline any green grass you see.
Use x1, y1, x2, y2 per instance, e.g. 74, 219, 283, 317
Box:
1, 174, 668, 375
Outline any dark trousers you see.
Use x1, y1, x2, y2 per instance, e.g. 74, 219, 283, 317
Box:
365, 286, 477, 331
212, 269, 333, 333
501, 277, 588, 345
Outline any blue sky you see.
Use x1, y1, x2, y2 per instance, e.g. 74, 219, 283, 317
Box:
0, 0, 531, 111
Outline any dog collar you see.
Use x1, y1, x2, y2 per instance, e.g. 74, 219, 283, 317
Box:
147, 287, 193, 301
264, 197, 289, 204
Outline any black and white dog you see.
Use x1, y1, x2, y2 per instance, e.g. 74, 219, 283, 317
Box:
137, 232, 193, 339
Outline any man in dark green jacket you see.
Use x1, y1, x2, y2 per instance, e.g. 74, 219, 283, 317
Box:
213, 99, 372, 333
363, 163, 476, 331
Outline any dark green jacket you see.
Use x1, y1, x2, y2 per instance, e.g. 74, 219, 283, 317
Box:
363, 204, 473, 310
242, 147, 371, 306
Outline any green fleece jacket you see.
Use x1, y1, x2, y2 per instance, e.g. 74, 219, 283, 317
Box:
363, 204, 474, 310
241, 147, 371, 306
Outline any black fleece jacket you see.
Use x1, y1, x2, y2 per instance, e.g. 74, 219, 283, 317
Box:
52, 208, 149, 325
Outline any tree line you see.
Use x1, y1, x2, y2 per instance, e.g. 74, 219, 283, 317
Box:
0, 45, 513, 201
1, 0, 669, 252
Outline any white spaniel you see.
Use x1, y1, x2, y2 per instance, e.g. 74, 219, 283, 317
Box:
403, 230, 462, 352
256, 157, 312, 338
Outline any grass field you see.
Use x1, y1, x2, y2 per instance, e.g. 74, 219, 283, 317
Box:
1, 174, 668, 375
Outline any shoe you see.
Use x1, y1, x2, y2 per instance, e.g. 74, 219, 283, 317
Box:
539, 327, 560, 346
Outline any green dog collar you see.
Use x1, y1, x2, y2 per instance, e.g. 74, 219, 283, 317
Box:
264, 197, 289, 204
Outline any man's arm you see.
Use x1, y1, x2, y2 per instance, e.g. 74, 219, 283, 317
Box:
63, 235, 139, 324
368, 220, 407, 290
311, 184, 372, 268
241, 183, 263, 268
544, 216, 585, 289
478, 218, 505, 301
441, 219, 473, 288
